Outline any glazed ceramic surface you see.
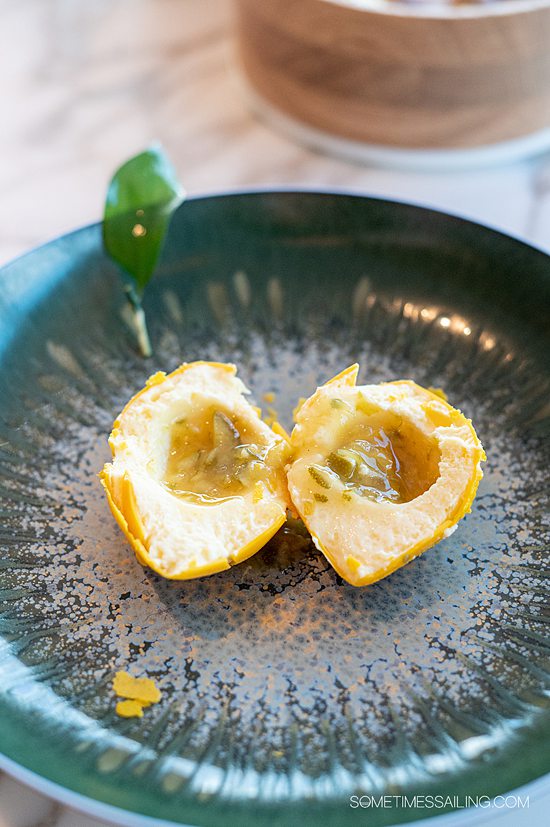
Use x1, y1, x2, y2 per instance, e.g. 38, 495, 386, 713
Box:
0, 193, 549, 826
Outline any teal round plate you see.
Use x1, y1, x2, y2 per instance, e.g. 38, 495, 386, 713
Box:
0, 192, 549, 826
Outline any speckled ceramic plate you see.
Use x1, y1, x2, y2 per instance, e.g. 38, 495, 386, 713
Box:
0, 192, 549, 827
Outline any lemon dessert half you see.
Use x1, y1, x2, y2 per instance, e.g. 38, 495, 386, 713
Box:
287, 365, 485, 587
101, 362, 291, 579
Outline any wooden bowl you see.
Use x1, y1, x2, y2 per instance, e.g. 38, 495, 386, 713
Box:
234, 0, 550, 153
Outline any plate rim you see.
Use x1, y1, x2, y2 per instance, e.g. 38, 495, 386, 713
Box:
1, 751, 549, 827
1, 188, 549, 825
1, 187, 549, 276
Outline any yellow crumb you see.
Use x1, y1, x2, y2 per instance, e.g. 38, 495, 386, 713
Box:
116, 699, 145, 718
263, 392, 276, 404
271, 420, 291, 442
428, 386, 448, 401
113, 670, 162, 704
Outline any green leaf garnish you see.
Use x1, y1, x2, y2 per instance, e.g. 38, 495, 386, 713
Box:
103, 145, 185, 356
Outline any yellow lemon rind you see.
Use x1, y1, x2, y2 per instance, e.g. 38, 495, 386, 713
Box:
325, 363, 359, 387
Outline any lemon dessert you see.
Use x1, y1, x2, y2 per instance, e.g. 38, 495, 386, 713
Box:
101, 362, 291, 580
102, 362, 485, 586
287, 365, 485, 586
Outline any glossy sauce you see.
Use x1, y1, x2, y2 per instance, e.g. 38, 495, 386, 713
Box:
164, 408, 272, 502
328, 425, 404, 503
322, 411, 440, 505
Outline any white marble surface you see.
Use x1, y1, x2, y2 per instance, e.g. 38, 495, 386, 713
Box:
0, 0, 549, 825
2, 0, 550, 268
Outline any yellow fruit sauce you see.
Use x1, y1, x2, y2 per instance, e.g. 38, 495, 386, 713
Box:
164, 407, 276, 502
310, 409, 440, 506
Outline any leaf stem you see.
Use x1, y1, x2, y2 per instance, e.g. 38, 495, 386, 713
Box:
125, 286, 152, 358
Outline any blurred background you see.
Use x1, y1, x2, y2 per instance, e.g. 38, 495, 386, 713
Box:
0, 0, 549, 825
1, 0, 549, 268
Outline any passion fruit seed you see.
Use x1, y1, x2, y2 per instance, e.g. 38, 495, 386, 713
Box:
213, 411, 240, 450
308, 465, 332, 489
314, 492, 328, 503
323, 429, 404, 504
166, 409, 274, 498
327, 449, 357, 480
203, 448, 218, 468
342, 491, 353, 502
